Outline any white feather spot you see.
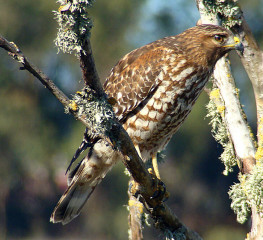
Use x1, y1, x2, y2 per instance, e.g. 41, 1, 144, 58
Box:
154, 101, 162, 110
147, 98, 155, 107
149, 111, 157, 119
158, 71, 164, 81
173, 67, 194, 82
158, 85, 166, 93
162, 103, 168, 112
162, 65, 168, 74
135, 130, 141, 137
140, 106, 149, 117
172, 59, 187, 72
140, 131, 150, 140
126, 128, 133, 136
149, 121, 155, 130
143, 120, 149, 128
135, 118, 143, 127
145, 66, 151, 74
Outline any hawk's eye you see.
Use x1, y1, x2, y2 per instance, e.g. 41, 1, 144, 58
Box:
214, 35, 224, 43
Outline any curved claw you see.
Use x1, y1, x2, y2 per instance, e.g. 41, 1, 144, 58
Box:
150, 180, 169, 202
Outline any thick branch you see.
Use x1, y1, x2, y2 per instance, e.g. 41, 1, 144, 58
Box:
0, 35, 202, 240
196, 1, 263, 239
196, 0, 256, 173
213, 58, 256, 173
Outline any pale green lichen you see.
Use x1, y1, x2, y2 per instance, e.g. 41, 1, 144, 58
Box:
229, 161, 263, 223
203, 0, 242, 28
54, 0, 95, 55
206, 89, 236, 175
65, 87, 116, 139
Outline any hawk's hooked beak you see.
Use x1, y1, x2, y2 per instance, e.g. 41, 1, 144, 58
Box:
224, 36, 244, 54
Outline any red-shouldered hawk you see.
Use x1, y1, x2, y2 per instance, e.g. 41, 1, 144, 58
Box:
50, 24, 243, 224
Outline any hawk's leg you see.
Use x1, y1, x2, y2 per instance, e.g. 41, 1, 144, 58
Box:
135, 145, 142, 159
132, 146, 169, 201
152, 154, 161, 180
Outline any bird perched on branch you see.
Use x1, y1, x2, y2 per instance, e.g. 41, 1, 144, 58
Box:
50, 24, 243, 224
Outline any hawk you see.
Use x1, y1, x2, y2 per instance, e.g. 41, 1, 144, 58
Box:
50, 24, 243, 224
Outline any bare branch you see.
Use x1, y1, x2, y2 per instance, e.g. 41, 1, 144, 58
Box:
0, 35, 70, 107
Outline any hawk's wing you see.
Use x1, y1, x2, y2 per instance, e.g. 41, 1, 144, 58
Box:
103, 39, 183, 123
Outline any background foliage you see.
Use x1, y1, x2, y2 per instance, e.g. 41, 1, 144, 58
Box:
0, 0, 262, 239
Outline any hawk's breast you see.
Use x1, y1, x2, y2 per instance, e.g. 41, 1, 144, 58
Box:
119, 64, 211, 161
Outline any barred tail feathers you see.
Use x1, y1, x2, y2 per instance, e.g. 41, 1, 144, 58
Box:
50, 177, 97, 225
50, 139, 120, 224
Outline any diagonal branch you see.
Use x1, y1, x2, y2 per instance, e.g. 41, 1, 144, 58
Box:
0, 34, 202, 240
0, 35, 70, 107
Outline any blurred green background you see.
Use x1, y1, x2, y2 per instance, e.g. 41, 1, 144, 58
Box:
0, 0, 262, 239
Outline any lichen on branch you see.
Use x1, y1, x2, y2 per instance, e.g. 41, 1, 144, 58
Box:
54, 0, 95, 55
66, 86, 116, 140
229, 161, 263, 224
202, 0, 242, 28
206, 88, 237, 175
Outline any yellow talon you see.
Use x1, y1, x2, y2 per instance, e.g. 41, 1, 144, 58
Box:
152, 154, 161, 179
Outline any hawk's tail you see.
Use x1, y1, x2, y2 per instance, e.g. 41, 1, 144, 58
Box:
50, 161, 97, 225
50, 139, 120, 225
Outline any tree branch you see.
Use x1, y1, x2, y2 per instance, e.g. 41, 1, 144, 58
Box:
196, 1, 263, 239
213, 58, 256, 174
80, 39, 105, 96
0, 32, 202, 240
0, 35, 70, 107
196, 0, 256, 174
234, 19, 263, 123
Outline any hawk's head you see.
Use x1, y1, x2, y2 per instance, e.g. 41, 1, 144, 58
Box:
176, 24, 243, 67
